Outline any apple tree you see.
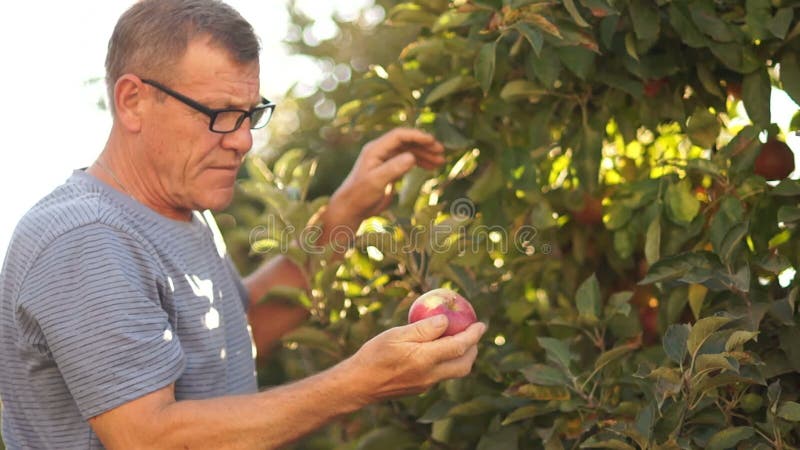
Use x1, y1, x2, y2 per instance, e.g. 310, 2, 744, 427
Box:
221, 0, 800, 448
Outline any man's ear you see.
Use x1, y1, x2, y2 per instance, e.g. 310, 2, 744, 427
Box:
113, 75, 144, 132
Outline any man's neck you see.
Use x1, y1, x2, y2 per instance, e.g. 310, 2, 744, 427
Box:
88, 134, 193, 222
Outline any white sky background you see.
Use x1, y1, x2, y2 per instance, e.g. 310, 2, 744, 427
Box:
0, 1, 797, 262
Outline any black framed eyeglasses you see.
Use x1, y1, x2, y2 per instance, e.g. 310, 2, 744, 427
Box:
141, 79, 275, 133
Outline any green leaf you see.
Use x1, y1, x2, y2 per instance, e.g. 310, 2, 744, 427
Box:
594, 341, 638, 371
624, 33, 639, 61
356, 426, 419, 450
508, 384, 571, 401
564, 0, 589, 27
776, 401, 800, 421
691, 2, 737, 42
558, 46, 596, 80
706, 427, 755, 450
686, 107, 721, 148
780, 52, 800, 106
663, 324, 690, 364
514, 23, 544, 56
639, 251, 723, 285
778, 205, 800, 223
520, 364, 571, 386
605, 291, 633, 318
500, 79, 546, 102
687, 158, 723, 176
635, 401, 656, 442
537, 337, 574, 370
725, 331, 759, 352
745, 0, 772, 40
418, 399, 456, 423
768, 7, 793, 39
425, 75, 478, 105
697, 62, 724, 97
629, 0, 660, 40
282, 326, 341, 356
475, 41, 498, 96
527, 46, 561, 87
613, 229, 634, 260
477, 426, 520, 450
665, 179, 701, 225
447, 396, 505, 417
688, 316, 734, 356
502, 405, 555, 426
695, 354, 739, 374
262, 285, 312, 308
719, 222, 748, 264
771, 179, 800, 196
525, 13, 563, 39
579, 438, 636, 450
710, 196, 745, 252
600, 15, 620, 49
387, 3, 438, 26
432, 10, 472, 33
435, 116, 473, 150
688, 283, 708, 320
645, 217, 661, 265
467, 163, 504, 202
768, 380, 782, 410
576, 274, 601, 324
596, 72, 643, 98
668, 3, 707, 48
742, 67, 771, 128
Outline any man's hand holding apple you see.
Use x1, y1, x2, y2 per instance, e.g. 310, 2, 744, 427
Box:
341, 314, 486, 405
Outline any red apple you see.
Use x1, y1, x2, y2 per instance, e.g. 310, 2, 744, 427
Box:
643, 78, 668, 98
573, 193, 604, 226
408, 288, 477, 337
754, 139, 795, 181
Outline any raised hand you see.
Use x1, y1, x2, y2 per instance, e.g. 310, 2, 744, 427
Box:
326, 128, 446, 231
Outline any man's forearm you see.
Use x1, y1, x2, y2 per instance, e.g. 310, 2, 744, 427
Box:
99, 358, 368, 450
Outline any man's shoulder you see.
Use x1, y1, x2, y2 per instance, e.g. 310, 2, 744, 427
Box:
7, 173, 152, 269
18, 176, 113, 242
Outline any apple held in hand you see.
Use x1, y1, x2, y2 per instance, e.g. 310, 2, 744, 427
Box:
408, 288, 477, 337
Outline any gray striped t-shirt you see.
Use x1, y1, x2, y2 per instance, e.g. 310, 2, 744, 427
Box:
0, 170, 258, 449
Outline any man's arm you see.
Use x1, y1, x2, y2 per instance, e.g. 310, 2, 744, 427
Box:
89, 316, 486, 449
243, 128, 446, 357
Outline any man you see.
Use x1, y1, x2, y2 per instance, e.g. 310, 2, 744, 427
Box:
0, 1, 486, 449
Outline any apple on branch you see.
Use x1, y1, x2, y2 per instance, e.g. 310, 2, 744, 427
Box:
408, 288, 478, 337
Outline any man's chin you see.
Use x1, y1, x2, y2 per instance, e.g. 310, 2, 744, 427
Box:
197, 189, 236, 212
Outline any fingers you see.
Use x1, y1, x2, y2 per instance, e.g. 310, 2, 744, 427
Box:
364, 128, 446, 165
399, 314, 450, 343
427, 322, 487, 362
372, 152, 417, 185
430, 345, 479, 380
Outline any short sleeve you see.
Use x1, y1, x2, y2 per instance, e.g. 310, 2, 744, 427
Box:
17, 223, 186, 420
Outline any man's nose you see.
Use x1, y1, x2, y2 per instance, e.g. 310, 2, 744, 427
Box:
220, 121, 253, 155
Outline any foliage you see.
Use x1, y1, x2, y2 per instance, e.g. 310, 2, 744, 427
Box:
222, 0, 800, 448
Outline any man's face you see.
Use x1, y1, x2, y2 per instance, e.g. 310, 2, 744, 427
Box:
139, 37, 261, 214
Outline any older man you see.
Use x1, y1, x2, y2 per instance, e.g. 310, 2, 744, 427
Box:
0, 1, 485, 449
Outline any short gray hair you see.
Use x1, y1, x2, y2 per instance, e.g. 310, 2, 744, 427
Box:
105, 0, 260, 113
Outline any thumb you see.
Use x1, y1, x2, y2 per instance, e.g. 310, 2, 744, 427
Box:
373, 152, 416, 185
407, 314, 449, 343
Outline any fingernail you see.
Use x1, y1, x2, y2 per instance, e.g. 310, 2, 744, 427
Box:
433, 315, 447, 327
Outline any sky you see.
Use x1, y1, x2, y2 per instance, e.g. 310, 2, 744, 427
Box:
0, 2, 798, 262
